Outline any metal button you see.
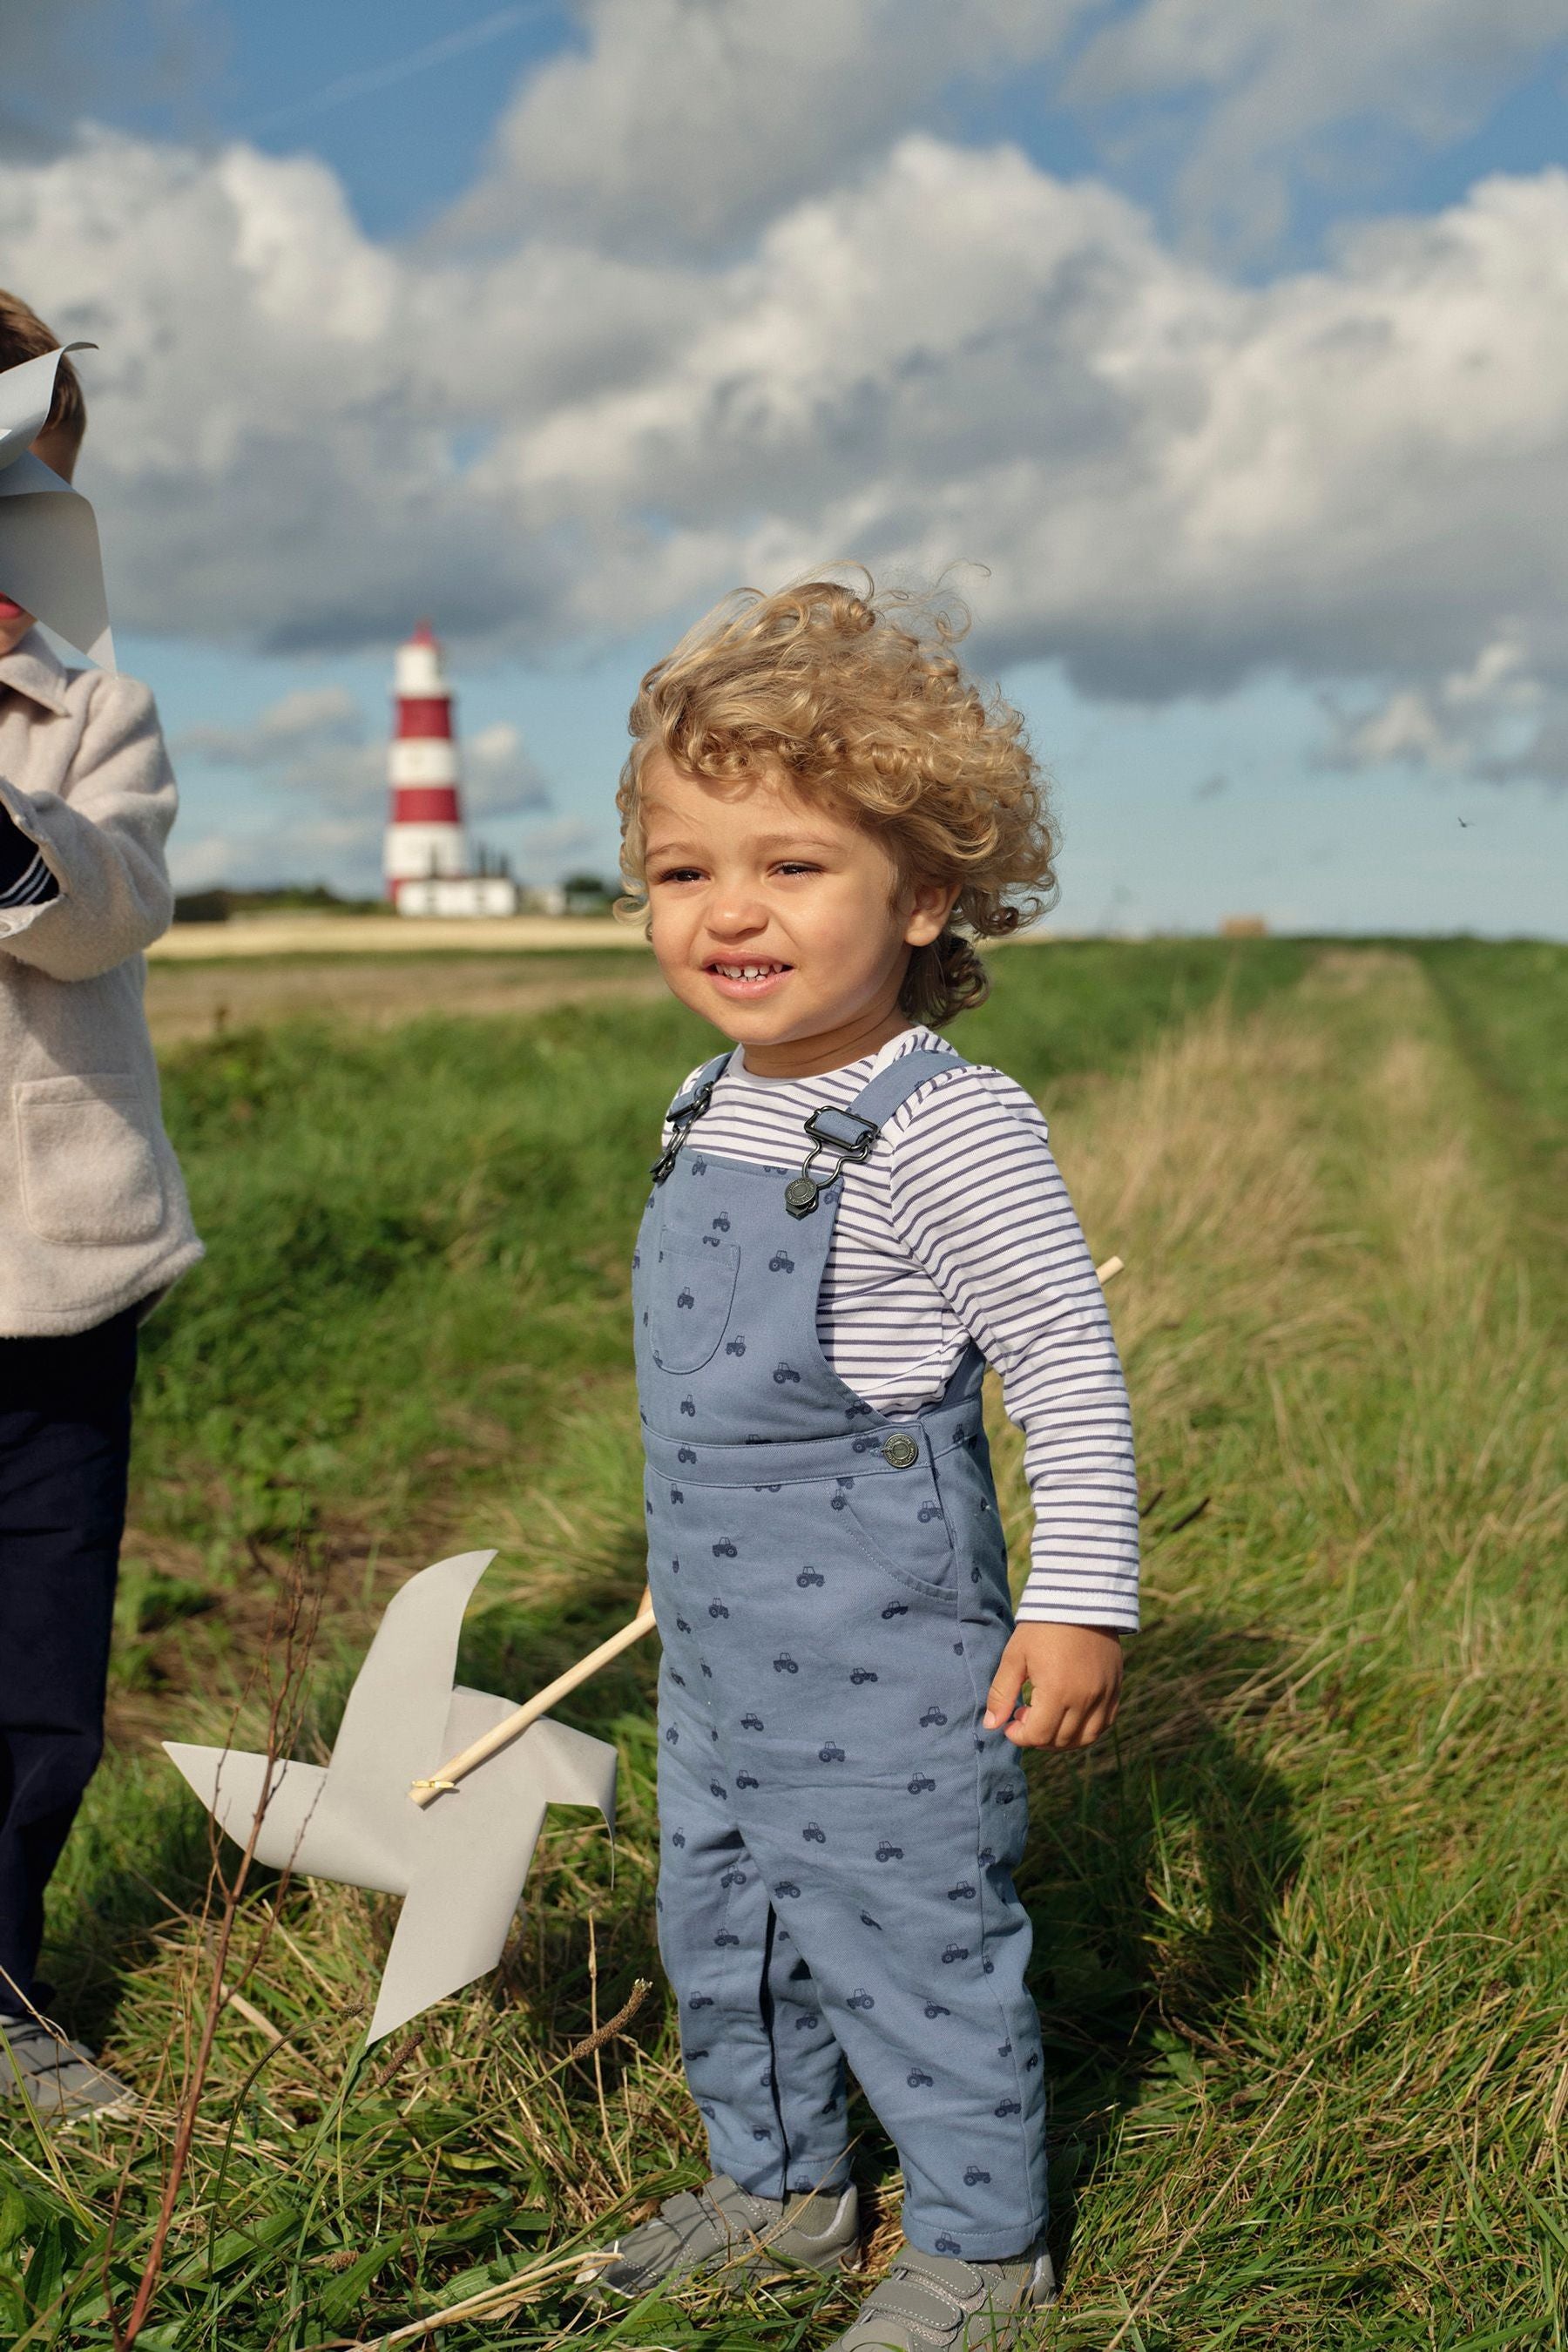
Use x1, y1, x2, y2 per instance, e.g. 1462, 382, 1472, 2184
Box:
881, 1433, 919, 1470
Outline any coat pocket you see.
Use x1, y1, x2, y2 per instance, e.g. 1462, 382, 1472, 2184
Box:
15, 1074, 166, 1247
648, 1237, 740, 1374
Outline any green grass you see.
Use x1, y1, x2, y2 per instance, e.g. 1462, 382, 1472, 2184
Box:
128, 937, 1308, 1565
1413, 938, 1568, 1317
1412, 939, 1568, 1146
3, 936, 1563, 2350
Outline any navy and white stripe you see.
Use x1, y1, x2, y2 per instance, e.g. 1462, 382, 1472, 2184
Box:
665, 1025, 1139, 1629
0, 807, 57, 908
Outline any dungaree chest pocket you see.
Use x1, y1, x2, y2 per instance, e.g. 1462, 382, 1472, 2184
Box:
649, 1238, 740, 1374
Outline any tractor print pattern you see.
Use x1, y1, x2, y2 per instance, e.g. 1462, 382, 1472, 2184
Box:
632, 1045, 1048, 2261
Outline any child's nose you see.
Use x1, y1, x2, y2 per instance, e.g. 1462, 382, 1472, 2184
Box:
705, 895, 770, 937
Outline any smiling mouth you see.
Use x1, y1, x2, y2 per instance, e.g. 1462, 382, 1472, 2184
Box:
705, 959, 792, 983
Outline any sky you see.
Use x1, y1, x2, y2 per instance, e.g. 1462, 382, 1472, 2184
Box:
5, 0, 1568, 932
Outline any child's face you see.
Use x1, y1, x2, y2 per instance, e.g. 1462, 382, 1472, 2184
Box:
641, 753, 956, 1064
0, 600, 33, 658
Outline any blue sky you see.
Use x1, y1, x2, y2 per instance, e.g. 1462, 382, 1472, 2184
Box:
9, 0, 1568, 930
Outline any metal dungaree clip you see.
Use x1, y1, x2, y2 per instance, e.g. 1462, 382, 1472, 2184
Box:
650, 1081, 716, 1185
783, 1106, 882, 1219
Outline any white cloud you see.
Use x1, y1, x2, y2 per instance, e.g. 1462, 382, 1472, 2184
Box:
176, 684, 361, 764
172, 680, 550, 898
1068, 0, 1568, 255
166, 811, 382, 894
478, 141, 1568, 711
166, 827, 249, 892
445, 0, 1085, 255
1321, 632, 1568, 787
8, 111, 1568, 787
449, 0, 1568, 263
515, 814, 599, 874
0, 0, 206, 160
463, 720, 553, 818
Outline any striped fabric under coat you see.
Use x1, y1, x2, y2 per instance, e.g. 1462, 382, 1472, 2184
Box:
662, 1024, 1140, 1630
0, 805, 57, 909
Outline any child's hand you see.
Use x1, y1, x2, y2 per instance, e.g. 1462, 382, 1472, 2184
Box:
983, 1623, 1123, 1750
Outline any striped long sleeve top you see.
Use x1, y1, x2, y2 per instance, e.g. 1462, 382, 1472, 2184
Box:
0, 801, 58, 909
663, 1024, 1139, 1629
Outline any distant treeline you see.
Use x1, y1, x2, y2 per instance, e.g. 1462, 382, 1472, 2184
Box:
172, 875, 620, 923
172, 883, 386, 923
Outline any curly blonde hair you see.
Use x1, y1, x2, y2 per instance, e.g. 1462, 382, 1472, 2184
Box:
618, 574, 1057, 1024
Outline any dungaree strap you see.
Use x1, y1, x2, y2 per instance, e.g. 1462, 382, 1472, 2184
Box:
842, 1044, 967, 1128
671, 1051, 735, 1119
783, 1044, 967, 1219
650, 1051, 734, 1184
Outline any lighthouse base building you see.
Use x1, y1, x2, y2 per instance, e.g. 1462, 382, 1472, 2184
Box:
396, 874, 519, 917
384, 620, 520, 916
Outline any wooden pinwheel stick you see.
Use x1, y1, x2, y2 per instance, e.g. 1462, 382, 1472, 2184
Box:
409, 1608, 657, 1809
409, 1250, 1125, 1808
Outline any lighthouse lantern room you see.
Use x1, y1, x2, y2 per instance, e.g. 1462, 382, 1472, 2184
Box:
384, 621, 518, 916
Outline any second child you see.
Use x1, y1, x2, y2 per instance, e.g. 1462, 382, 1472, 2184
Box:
580, 578, 1139, 2349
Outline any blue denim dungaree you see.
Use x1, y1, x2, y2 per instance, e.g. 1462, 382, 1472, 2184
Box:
632, 1045, 1048, 2261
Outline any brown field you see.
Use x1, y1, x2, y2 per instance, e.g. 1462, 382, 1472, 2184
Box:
145, 915, 648, 958
141, 922, 1060, 1044
142, 949, 667, 1046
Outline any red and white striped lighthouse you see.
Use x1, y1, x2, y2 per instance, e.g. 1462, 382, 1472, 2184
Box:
383, 620, 466, 901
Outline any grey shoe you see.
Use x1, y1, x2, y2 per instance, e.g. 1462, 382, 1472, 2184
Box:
827, 2240, 1057, 2349
0, 2014, 137, 2126
577, 2172, 859, 2301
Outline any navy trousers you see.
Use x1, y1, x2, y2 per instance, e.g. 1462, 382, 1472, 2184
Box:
0, 1308, 137, 2012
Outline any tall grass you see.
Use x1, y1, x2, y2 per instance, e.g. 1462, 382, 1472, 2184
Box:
1011, 947, 1566, 2346
3, 938, 1561, 2349
1413, 937, 1568, 1322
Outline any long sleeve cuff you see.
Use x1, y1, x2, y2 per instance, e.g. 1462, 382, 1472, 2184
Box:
0, 804, 59, 909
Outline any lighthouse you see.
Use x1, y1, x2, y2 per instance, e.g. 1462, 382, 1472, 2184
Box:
384, 621, 517, 916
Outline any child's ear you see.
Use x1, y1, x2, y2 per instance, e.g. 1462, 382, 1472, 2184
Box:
903, 877, 962, 948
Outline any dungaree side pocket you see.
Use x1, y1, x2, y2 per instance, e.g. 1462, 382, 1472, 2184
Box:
837, 1452, 959, 1601
648, 1238, 740, 1374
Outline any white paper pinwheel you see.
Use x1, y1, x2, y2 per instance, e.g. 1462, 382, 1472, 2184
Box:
0, 343, 113, 669
165, 1551, 656, 2043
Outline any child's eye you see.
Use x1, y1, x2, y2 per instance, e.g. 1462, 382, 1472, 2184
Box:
653, 865, 704, 884
775, 862, 821, 877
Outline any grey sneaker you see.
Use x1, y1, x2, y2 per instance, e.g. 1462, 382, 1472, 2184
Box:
0, 2014, 136, 2126
827, 2240, 1057, 2349
577, 2172, 859, 2301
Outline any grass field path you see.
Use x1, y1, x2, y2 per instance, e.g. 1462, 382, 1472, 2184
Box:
3, 943, 1562, 2349
1004, 947, 1566, 2346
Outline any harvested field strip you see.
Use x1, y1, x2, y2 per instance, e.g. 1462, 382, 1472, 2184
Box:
142, 951, 670, 1047
3, 941, 1559, 2349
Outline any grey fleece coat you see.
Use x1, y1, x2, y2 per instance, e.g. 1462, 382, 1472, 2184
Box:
0, 630, 201, 1336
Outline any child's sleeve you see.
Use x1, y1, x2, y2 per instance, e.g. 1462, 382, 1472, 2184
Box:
0, 673, 176, 980
0, 801, 59, 909
886, 1067, 1140, 1631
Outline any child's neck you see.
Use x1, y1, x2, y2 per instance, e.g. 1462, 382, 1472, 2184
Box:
739, 1004, 916, 1081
